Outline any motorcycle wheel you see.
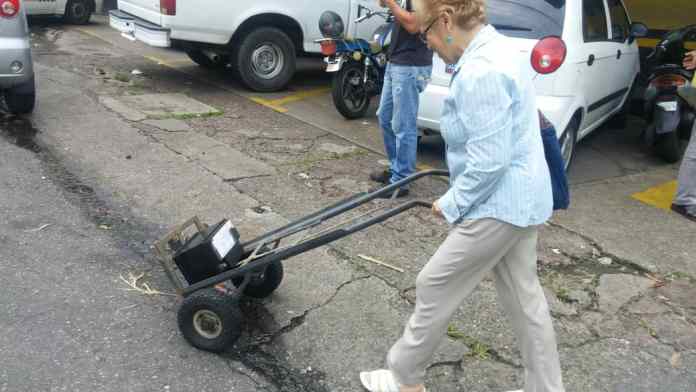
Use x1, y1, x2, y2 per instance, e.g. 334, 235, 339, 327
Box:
332, 61, 371, 119
656, 131, 682, 163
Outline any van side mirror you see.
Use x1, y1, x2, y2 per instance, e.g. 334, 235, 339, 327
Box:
629, 22, 649, 44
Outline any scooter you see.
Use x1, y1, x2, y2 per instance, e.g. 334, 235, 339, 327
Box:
316, 5, 394, 119
643, 25, 696, 163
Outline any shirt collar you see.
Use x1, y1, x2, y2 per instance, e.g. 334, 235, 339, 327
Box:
453, 24, 496, 73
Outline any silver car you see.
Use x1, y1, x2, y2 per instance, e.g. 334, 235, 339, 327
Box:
1, 0, 35, 114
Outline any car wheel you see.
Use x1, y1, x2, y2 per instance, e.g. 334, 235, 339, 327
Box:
233, 27, 296, 92
559, 118, 578, 171
64, 0, 92, 25
186, 50, 230, 69
4, 76, 36, 115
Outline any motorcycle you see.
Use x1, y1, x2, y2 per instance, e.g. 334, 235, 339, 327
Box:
643, 25, 696, 163
316, 5, 394, 119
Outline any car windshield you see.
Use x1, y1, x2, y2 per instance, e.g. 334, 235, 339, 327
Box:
488, 0, 566, 40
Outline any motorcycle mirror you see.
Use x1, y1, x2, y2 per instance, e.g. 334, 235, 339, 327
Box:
629, 22, 649, 44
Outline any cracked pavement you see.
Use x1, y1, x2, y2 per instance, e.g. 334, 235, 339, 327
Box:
1, 20, 695, 392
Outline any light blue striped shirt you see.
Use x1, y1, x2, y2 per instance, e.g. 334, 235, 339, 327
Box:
437, 25, 553, 227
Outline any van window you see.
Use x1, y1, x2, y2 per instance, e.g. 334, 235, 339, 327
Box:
487, 0, 566, 40
583, 0, 610, 42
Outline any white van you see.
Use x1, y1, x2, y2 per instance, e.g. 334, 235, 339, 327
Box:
25, 0, 101, 24
109, 0, 385, 92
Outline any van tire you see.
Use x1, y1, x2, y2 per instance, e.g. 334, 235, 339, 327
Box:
64, 0, 92, 25
4, 76, 36, 115
234, 27, 296, 92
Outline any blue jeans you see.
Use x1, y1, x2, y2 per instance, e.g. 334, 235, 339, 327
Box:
377, 63, 432, 187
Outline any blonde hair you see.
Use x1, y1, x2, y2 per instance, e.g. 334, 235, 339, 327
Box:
413, 0, 486, 30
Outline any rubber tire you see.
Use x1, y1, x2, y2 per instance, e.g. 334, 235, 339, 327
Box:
559, 118, 578, 171
186, 50, 229, 69
234, 27, 296, 92
331, 61, 371, 119
4, 76, 36, 114
177, 288, 243, 353
656, 131, 682, 163
64, 0, 92, 25
232, 260, 284, 299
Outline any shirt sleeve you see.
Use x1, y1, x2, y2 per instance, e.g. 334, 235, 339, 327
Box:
437, 68, 515, 224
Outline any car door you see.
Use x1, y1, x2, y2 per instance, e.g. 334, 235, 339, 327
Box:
579, 0, 616, 132
606, 0, 638, 110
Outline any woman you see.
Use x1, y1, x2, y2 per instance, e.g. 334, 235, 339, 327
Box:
359, 1, 565, 391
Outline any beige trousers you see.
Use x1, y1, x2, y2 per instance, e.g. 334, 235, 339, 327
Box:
387, 218, 565, 392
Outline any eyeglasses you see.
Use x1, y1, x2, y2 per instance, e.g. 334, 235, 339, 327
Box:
419, 17, 440, 44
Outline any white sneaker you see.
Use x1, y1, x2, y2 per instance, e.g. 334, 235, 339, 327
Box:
359, 369, 428, 392
360, 369, 400, 392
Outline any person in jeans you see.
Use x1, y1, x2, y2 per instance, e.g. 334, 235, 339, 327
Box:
359, 1, 565, 391
672, 50, 696, 222
370, 0, 433, 198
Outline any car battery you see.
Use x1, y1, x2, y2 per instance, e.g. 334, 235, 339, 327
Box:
173, 219, 243, 284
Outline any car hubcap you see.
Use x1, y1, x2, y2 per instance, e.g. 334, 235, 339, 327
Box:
251, 44, 284, 80
193, 310, 223, 339
71, 2, 86, 18
560, 129, 574, 170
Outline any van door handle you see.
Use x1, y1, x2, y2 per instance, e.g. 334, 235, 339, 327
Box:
587, 54, 595, 66
617, 50, 622, 59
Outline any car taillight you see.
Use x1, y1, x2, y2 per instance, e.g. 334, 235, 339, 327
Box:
531, 36, 566, 75
650, 74, 689, 89
320, 40, 337, 56
160, 0, 175, 16
0, 0, 20, 18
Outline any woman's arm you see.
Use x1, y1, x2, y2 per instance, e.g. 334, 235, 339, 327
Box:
436, 69, 515, 224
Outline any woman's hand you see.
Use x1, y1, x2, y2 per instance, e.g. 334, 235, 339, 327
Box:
432, 201, 443, 218
684, 51, 696, 71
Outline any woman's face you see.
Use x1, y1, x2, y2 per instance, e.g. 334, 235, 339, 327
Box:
420, 13, 459, 65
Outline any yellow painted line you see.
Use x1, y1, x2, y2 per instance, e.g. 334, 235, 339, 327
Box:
249, 86, 331, 113
249, 97, 289, 113
143, 55, 191, 66
631, 180, 677, 210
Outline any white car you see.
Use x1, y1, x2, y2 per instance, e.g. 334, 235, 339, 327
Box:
417, 0, 648, 169
24, 0, 100, 24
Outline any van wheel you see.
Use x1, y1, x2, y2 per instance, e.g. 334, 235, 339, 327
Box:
186, 50, 230, 69
64, 0, 92, 25
4, 76, 36, 115
234, 27, 296, 92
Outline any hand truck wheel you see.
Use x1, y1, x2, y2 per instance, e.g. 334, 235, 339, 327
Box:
232, 260, 284, 299
177, 288, 243, 353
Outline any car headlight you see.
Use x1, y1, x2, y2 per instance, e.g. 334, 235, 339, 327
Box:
10, 61, 23, 74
